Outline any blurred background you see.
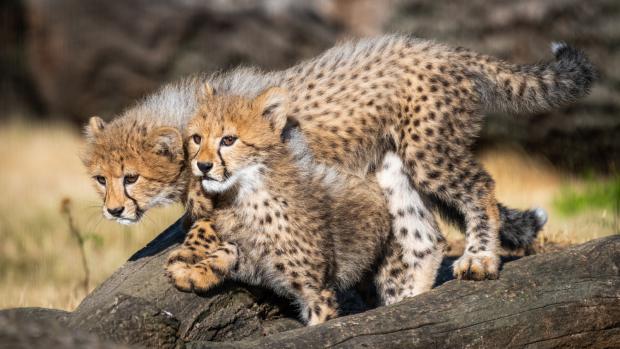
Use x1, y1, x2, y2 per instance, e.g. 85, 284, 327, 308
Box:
0, 0, 618, 310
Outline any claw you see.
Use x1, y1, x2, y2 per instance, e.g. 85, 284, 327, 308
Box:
453, 252, 499, 281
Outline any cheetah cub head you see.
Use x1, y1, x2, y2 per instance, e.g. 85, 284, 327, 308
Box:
82, 117, 185, 224
187, 82, 289, 194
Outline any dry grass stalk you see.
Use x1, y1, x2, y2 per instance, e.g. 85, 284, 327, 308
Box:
60, 197, 90, 294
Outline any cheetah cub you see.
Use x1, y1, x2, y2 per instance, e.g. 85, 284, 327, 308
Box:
166, 83, 420, 325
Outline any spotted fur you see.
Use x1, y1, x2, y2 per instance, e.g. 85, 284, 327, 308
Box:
167, 87, 399, 325
83, 35, 594, 279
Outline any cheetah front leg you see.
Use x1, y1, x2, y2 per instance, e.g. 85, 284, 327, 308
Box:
166, 218, 221, 266
165, 217, 233, 291
166, 178, 219, 266
166, 241, 238, 292
451, 188, 501, 280
448, 159, 501, 280
375, 152, 446, 304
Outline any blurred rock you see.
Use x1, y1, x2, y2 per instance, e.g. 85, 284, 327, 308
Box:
0, 0, 44, 116
24, 0, 343, 122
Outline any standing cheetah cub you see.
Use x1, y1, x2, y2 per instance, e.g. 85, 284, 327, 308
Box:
166, 83, 446, 324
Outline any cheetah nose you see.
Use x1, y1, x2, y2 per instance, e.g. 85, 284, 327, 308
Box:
107, 206, 125, 217
197, 162, 213, 174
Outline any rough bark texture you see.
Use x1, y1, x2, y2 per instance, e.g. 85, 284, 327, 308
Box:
0, 307, 131, 349
186, 235, 620, 349
1, 225, 618, 348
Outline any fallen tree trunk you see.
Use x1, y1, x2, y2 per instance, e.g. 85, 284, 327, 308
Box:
188, 235, 620, 349
2, 224, 619, 348
0, 307, 131, 349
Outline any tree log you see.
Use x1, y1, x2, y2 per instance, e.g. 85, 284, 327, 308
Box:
1, 222, 618, 348
187, 235, 620, 349
0, 307, 131, 349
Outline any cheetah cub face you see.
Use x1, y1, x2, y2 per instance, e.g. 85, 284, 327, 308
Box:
186, 83, 288, 194
82, 117, 185, 224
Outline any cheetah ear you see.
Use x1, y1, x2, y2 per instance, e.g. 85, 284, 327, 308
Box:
147, 127, 183, 160
85, 116, 106, 141
254, 87, 289, 132
196, 81, 215, 103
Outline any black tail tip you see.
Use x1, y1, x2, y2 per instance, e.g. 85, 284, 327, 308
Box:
550, 41, 599, 86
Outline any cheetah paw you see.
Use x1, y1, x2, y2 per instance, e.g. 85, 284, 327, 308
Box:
165, 262, 194, 292
165, 260, 221, 293
166, 248, 203, 266
453, 252, 500, 280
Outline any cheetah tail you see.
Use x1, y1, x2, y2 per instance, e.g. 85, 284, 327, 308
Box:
497, 204, 547, 251
470, 43, 597, 115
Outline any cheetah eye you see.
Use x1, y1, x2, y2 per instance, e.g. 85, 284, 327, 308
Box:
94, 175, 106, 185
124, 174, 139, 185
220, 135, 237, 147
192, 134, 202, 144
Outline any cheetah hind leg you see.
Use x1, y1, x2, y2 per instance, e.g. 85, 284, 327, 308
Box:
375, 152, 446, 305
399, 136, 501, 280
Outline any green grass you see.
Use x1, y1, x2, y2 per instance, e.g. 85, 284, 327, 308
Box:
553, 176, 620, 219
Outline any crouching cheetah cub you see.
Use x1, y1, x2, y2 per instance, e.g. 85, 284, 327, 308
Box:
165, 83, 446, 325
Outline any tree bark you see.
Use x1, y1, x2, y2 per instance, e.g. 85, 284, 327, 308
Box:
187, 235, 620, 349
0, 307, 131, 349
2, 223, 618, 349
